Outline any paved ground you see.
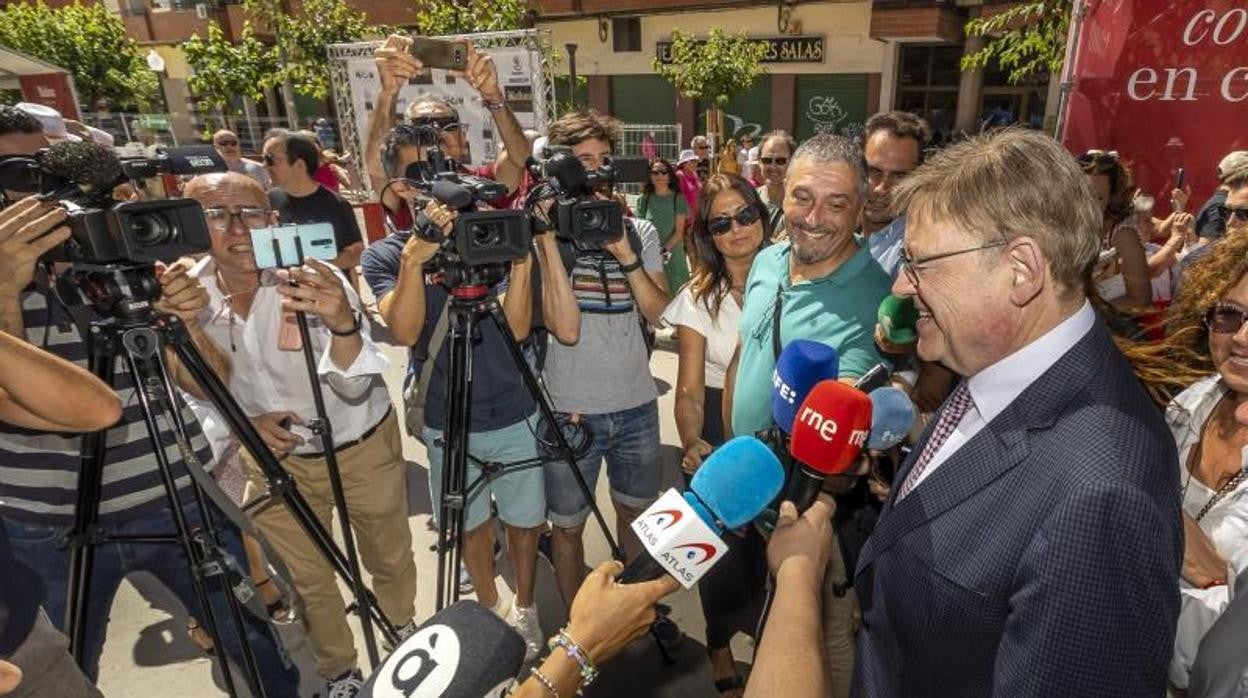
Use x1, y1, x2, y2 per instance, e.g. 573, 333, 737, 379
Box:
93, 300, 755, 696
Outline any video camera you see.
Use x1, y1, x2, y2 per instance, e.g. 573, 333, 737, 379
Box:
0, 142, 218, 266
527, 146, 649, 249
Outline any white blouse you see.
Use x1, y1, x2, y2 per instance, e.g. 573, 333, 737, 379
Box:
660, 286, 741, 390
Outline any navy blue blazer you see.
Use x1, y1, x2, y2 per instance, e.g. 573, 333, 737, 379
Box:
853, 321, 1182, 697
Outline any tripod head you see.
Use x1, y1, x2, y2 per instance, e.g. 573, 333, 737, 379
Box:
54, 262, 163, 322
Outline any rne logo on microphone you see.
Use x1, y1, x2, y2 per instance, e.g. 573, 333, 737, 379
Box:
644, 509, 684, 530
849, 429, 868, 448
798, 406, 839, 442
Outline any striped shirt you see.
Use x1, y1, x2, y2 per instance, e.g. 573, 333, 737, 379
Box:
0, 288, 213, 525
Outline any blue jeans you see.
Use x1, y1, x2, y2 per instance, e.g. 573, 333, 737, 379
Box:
540, 400, 662, 528
2, 505, 300, 698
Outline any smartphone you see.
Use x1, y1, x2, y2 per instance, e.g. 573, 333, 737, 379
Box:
853, 363, 891, 394
249, 223, 338, 269
1175, 167, 1186, 189
408, 36, 469, 71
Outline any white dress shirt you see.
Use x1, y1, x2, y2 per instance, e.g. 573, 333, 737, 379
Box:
908, 301, 1096, 490
190, 257, 391, 455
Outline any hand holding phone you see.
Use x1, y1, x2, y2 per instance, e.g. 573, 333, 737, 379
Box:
250, 223, 338, 270
408, 36, 469, 71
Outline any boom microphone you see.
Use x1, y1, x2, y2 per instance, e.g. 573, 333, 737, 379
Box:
770, 339, 840, 433
783, 380, 873, 512
358, 601, 524, 698
619, 436, 784, 586
37, 140, 123, 195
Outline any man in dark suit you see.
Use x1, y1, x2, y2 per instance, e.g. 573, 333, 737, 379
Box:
852, 129, 1182, 697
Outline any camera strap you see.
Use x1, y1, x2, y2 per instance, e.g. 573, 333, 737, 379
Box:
404, 300, 450, 441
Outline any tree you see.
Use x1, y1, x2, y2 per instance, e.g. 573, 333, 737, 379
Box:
653, 29, 768, 142
961, 0, 1070, 85
412, 0, 529, 35
0, 1, 159, 111
184, 21, 276, 116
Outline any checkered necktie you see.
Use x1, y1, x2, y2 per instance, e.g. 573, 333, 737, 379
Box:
896, 381, 974, 501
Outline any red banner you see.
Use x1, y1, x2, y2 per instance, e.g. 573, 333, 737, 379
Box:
16, 72, 79, 121
1061, 0, 1248, 207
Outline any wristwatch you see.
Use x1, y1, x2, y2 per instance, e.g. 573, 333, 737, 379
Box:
328, 310, 362, 336
618, 258, 643, 274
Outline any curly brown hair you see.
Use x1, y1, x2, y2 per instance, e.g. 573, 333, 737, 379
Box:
1120, 231, 1248, 404
1078, 151, 1135, 227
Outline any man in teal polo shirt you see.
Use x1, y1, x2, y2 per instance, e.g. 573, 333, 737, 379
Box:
727, 132, 892, 438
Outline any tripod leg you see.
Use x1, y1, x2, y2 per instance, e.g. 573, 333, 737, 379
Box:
435, 302, 476, 612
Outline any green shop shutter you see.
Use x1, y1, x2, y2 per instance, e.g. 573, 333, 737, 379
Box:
610, 75, 676, 125
794, 74, 869, 141
697, 74, 773, 141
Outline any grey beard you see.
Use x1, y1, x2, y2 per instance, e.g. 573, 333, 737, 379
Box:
790, 226, 837, 265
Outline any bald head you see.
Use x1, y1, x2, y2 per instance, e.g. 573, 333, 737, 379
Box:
211, 129, 242, 163
184, 171, 267, 207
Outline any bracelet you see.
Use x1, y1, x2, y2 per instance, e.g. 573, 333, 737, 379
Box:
528, 667, 560, 697
618, 258, 643, 274
482, 96, 508, 111
328, 310, 362, 336
549, 628, 598, 688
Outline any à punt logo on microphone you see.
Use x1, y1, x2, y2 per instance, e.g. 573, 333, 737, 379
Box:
672, 542, 717, 565
644, 509, 684, 530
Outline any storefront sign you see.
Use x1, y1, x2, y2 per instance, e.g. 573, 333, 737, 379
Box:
656, 36, 825, 65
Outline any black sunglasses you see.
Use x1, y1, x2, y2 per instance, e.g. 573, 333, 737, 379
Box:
1206, 303, 1248, 334
1221, 204, 1248, 224
707, 206, 761, 235
411, 116, 463, 133
651, 168, 670, 175
760, 156, 788, 166
1078, 149, 1119, 165
215, 140, 239, 147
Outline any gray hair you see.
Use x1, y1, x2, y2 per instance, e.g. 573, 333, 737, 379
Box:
891, 128, 1101, 295
790, 133, 869, 201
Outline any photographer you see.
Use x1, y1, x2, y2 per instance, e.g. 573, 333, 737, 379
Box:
361, 128, 580, 661
183, 171, 417, 696
539, 110, 670, 605
365, 34, 530, 211
0, 109, 300, 696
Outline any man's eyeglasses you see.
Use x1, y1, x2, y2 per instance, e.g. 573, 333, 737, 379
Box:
899, 240, 1007, 287
760, 156, 788, 166
202, 206, 270, 233
1205, 303, 1248, 334
706, 206, 761, 236
1078, 149, 1119, 165
215, 140, 239, 148
1221, 204, 1248, 224
411, 116, 463, 133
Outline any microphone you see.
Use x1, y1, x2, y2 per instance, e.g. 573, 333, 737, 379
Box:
770, 339, 840, 434
36, 140, 123, 195
782, 380, 873, 512
620, 436, 784, 586
867, 386, 917, 451
358, 600, 524, 698
877, 294, 918, 346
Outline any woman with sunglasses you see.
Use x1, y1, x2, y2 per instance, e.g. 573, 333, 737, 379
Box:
1121, 225, 1248, 691
660, 174, 772, 697
638, 158, 690, 293
1079, 150, 1152, 312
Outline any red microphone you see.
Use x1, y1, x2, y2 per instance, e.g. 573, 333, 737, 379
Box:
783, 379, 873, 512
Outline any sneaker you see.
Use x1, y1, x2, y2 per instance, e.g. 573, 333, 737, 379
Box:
509, 601, 544, 662
326, 668, 364, 698
458, 562, 474, 595
383, 618, 419, 653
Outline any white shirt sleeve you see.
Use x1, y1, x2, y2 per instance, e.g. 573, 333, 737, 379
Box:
316, 271, 389, 399
660, 286, 709, 336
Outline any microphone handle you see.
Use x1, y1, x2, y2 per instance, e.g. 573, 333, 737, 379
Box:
780, 466, 825, 514
617, 553, 668, 585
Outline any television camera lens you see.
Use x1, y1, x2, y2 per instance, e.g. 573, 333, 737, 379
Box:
126, 211, 176, 247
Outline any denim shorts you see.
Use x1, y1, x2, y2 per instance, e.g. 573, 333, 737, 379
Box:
424, 413, 547, 530
539, 400, 662, 528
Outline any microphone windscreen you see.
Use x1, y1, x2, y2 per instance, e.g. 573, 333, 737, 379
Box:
878, 294, 918, 345
771, 339, 839, 433
689, 435, 784, 529
37, 140, 122, 193
867, 386, 916, 450
430, 179, 474, 211
789, 380, 873, 476
359, 601, 524, 698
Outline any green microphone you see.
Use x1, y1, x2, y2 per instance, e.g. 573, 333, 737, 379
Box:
877, 294, 918, 345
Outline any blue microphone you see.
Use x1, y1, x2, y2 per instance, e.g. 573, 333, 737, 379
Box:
619, 436, 784, 584
770, 339, 840, 433
867, 387, 917, 450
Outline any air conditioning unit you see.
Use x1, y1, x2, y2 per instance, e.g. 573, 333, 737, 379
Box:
195, 3, 208, 19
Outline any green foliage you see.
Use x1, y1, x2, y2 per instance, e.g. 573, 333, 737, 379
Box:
184, 21, 275, 115
0, 1, 159, 111
412, 0, 529, 35
244, 0, 389, 100
652, 29, 768, 107
962, 0, 1070, 84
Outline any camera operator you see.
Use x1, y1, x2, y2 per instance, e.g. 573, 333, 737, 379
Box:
0, 267, 122, 698
0, 108, 301, 696
539, 110, 670, 605
182, 171, 418, 696
360, 127, 580, 661
365, 34, 530, 214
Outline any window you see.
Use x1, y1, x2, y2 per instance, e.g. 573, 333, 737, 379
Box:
895, 44, 962, 142
613, 17, 641, 53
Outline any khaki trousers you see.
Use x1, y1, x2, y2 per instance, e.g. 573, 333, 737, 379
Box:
821, 533, 857, 698
243, 410, 416, 679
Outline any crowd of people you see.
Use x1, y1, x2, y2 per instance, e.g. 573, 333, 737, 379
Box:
2, 29, 1248, 698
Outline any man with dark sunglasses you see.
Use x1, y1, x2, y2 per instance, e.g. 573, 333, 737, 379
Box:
1194, 151, 1248, 241
756, 130, 796, 234
212, 129, 269, 188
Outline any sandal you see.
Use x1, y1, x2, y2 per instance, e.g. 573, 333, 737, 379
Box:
255, 577, 298, 625
186, 618, 216, 657
714, 675, 745, 695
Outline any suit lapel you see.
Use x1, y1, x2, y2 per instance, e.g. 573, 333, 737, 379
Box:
857, 323, 1112, 573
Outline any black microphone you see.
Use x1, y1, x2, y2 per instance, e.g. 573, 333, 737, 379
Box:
358, 601, 525, 698
36, 140, 123, 195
